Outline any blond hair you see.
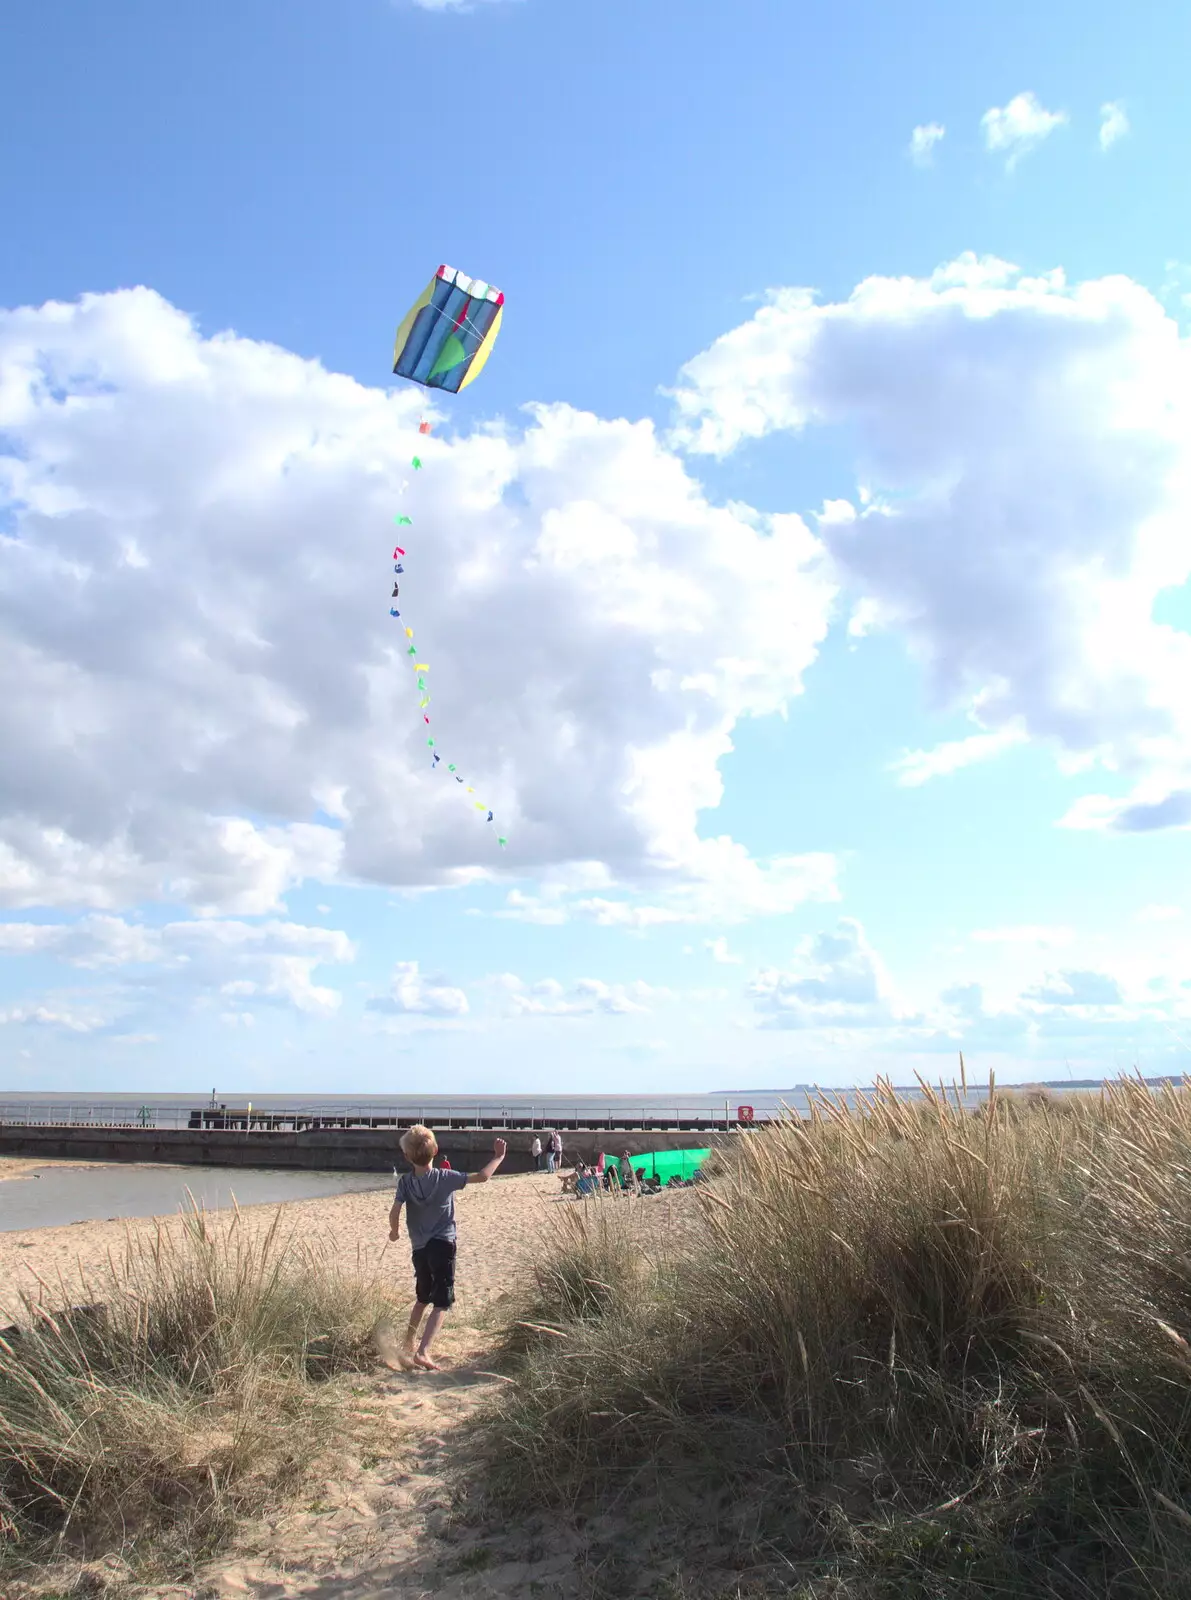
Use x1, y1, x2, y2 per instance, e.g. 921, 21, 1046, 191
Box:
400, 1124, 438, 1166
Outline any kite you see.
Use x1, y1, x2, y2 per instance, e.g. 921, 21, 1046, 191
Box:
387, 265, 507, 847
392, 265, 504, 393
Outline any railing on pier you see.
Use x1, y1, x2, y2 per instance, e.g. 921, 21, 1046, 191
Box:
0, 1100, 778, 1133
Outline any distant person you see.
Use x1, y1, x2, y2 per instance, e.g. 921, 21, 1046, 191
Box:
550, 1129, 563, 1172
531, 1134, 543, 1171
389, 1124, 506, 1371
619, 1151, 637, 1194
440, 1156, 451, 1171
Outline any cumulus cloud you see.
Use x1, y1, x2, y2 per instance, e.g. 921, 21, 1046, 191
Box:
489, 843, 839, 928
1099, 102, 1130, 152
908, 123, 945, 166
1060, 787, 1191, 834
1023, 969, 1124, 1007
758, 926, 1191, 1060
980, 92, 1068, 168
498, 973, 669, 1017
0, 289, 833, 916
747, 919, 916, 1031
0, 913, 353, 1016
368, 960, 469, 1018
670, 256, 1191, 826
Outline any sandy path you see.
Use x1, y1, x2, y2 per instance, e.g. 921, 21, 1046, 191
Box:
3, 1172, 703, 1598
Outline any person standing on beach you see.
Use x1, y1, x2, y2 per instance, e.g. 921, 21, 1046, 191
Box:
545, 1131, 558, 1173
389, 1125, 506, 1371
531, 1134, 543, 1171
550, 1128, 563, 1171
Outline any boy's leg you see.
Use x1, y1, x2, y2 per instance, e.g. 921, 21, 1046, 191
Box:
413, 1239, 456, 1370
403, 1300, 429, 1354
415, 1306, 445, 1367
404, 1247, 433, 1355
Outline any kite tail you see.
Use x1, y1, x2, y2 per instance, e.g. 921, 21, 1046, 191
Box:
389, 424, 506, 848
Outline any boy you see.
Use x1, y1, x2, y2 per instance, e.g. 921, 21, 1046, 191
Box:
388, 1126, 506, 1371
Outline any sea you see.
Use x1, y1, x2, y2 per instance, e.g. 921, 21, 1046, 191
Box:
0, 1164, 390, 1233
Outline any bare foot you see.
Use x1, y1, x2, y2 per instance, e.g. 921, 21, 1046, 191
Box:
413, 1350, 442, 1371
374, 1323, 418, 1372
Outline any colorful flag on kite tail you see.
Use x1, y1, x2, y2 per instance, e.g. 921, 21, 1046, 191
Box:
387, 266, 507, 846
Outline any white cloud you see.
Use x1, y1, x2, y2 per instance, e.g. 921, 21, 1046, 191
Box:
0, 1003, 106, 1033
1022, 968, 1124, 1007
498, 973, 670, 1018
401, 0, 510, 10
369, 960, 469, 1017
670, 256, 1191, 824
980, 92, 1068, 168
705, 936, 742, 964
1135, 904, 1184, 924
491, 843, 840, 928
970, 925, 1075, 948
736, 915, 1191, 1058
1099, 102, 1130, 152
0, 289, 834, 916
908, 123, 945, 166
0, 913, 354, 1017
889, 724, 1027, 787
1060, 786, 1191, 834
748, 919, 916, 1031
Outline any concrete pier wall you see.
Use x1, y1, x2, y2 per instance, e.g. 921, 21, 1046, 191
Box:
0, 1124, 735, 1175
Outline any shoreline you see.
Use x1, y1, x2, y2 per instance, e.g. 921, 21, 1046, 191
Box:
0, 1155, 119, 1183
0, 1169, 562, 1320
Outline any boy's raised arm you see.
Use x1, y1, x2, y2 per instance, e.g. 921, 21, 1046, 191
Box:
469, 1137, 507, 1185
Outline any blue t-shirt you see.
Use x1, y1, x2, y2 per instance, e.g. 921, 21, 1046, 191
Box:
396, 1167, 468, 1249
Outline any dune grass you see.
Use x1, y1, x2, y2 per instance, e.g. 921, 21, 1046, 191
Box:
0, 1199, 396, 1588
485, 1076, 1191, 1598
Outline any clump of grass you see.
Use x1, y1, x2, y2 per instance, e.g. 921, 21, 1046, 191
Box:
0, 1200, 396, 1586
485, 1075, 1191, 1597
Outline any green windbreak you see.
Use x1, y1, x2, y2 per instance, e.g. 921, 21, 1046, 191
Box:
603, 1148, 711, 1182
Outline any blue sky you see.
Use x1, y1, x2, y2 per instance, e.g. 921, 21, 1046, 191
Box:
2, 0, 1190, 1095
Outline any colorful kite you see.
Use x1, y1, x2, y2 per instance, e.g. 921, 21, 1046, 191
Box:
393, 265, 504, 393
388, 266, 507, 846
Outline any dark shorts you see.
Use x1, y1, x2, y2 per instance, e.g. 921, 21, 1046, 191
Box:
412, 1237, 457, 1309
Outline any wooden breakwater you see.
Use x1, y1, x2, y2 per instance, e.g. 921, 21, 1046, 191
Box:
0, 1123, 737, 1175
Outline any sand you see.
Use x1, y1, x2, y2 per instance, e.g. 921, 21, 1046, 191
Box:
0, 1168, 564, 1320
0, 1155, 111, 1183
2, 1169, 704, 1597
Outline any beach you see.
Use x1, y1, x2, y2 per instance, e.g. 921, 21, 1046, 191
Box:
2, 1168, 701, 1598
0, 1167, 563, 1321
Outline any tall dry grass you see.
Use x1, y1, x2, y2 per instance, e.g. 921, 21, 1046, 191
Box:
486, 1077, 1191, 1598
0, 1200, 395, 1585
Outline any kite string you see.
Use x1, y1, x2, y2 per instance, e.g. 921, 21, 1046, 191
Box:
389, 432, 506, 847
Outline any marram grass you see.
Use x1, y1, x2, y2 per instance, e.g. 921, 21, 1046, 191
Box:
486, 1075, 1191, 1598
